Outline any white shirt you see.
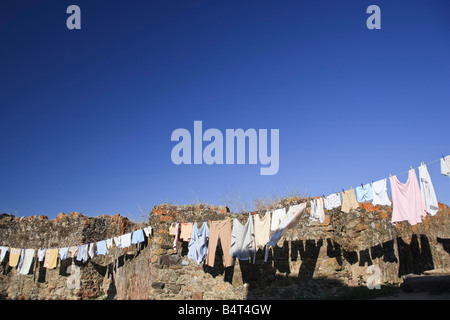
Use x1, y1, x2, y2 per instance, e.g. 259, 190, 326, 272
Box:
372, 178, 392, 207
441, 155, 450, 178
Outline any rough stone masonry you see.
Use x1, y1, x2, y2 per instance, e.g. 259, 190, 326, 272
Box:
1, 199, 450, 300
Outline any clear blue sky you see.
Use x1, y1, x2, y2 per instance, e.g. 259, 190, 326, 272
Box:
1, 0, 449, 220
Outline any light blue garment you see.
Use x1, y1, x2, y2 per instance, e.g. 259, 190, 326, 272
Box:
131, 229, 145, 244
187, 222, 209, 264
59, 247, 69, 260
355, 183, 373, 203
96, 240, 109, 255
76, 244, 89, 262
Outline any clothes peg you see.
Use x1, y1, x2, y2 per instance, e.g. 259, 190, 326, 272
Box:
410, 166, 413, 170
342, 188, 345, 194
361, 183, 364, 188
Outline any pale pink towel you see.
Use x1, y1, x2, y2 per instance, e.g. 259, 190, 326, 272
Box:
389, 169, 426, 226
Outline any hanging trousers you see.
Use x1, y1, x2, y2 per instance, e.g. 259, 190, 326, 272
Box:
206, 219, 234, 268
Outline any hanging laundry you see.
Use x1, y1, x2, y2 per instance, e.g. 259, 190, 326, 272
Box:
16, 249, 24, 275
230, 214, 256, 263
96, 240, 109, 255
324, 193, 341, 210
0, 246, 8, 263
390, 169, 427, 226
19, 249, 35, 275
265, 203, 306, 262
68, 246, 78, 258
88, 243, 95, 259
44, 248, 58, 269
113, 236, 121, 248
355, 183, 373, 203
206, 219, 233, 268
143, 226, 152, 238
180, 222, 193, 242
341, 188, 359, 213
106, 238, 113, 249
418, 164, 439, 216
169, 223, 176, 236
187, 221, 209, 264
59, 247, 69, 261
131, 229, 145, 244
371, 178, 392, 206
37, 248, 46, 262
9, 248, 21, 267
441, 155, 450, 178
270, 207, 287, 231
119, 233, 132, 248
76, 244, 89, 263
172, 222, 180, 250
254, 212, 271, 250
310, 198, 325, 223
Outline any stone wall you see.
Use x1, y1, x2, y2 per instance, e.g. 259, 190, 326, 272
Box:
1, 200, 450, 300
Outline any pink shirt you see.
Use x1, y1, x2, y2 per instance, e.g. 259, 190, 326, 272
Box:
389, 169, 426, 226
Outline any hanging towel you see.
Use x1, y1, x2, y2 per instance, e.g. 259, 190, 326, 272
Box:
390, 169, 427, 226
355, 183, 373, 203
254, 212, 271, 249
96, 240, 109, 255
9, 248, 21, 267
59, 247, 69, 261
441, 155, 450, 178
0, 246, 8, 263
229, 214, 256, 263
19, 249, 35, 275
324, 193, 341, 210
418, 164, 439, 216
341, 189, 359, 213
68, 246, 78, 258
131, 229, 145, 244
372, 179, 392, 206
106, 238, 113, 249
44, 248, 58, 269
270, 208, 287, 231
187, 221, 209, 264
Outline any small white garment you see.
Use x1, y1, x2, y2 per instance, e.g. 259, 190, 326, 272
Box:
114, 236, 121, 247
59, 247, 69, 261
310, 198, 325, 223
173, 222, 180, 249
324, 193, 342, 210
76, 244, 89, 263
19, 249, 35, 275
372, 178, 392, 206
270, 208, 287, 231
106, 238, 113, 249
418, 164, 439, 216
0, 246, 8, 262
37, 249, 46, 262
88, 243, 95, 259
16, 249, 24, 275
119, 233, 132, 248
143, 226, 152, 237
441, 155, 450, 178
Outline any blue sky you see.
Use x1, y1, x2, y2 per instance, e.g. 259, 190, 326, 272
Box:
1, 0, 449, 220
